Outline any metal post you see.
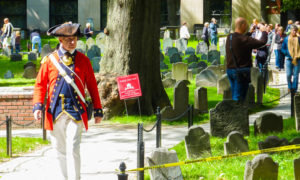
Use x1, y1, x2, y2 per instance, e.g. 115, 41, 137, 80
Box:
187, 105, 191, 128
190, 105, 194, 128
291, 90, 295, 117
6, 116, 12, 157
42, 105, 47, 141
117, 162, 128, 180
137, 123, 144, 180
156, 107, 161, 148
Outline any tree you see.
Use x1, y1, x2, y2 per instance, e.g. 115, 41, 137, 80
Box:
281, 0, 300, 12
98, 0, 170, 118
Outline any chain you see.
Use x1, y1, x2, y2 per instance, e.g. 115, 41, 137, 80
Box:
161, 106, 192, 122
11, 119, 36, 127
142, 121, 158, 133
262, 92, 290, 105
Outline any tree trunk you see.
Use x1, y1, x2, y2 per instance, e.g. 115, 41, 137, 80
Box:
99, 0, 170, 117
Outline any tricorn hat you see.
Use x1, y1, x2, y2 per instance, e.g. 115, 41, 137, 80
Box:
47, 23, 82, 37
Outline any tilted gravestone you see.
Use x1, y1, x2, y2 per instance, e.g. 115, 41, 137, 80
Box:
24, 61, 36, 70
244, 154, 278, 180
163, 38, 173, 52
194, 87, 208, 114
28, 52, 37, 61
258, 136, 289, 150
185, 126, 211, 159
256, 74, 264, 105
224, 131, 249, 155
294, 93, 300, 132
206, 65, 225, 80
195, 69, 218, 87
162, 77, 176, 88
175, 38, 187, 52
217, 74, 230, 95
172, 62, 188, 81
166, 47, 179, 57
210, 100, 249, 137
91, 57, 101, 73
251, 67, 260, 93
147, 148, 183, 180
95, 32, 106, 51
185, 47, 195, 56
170, 53, 182, 64
4, 70, 14, 79
41, 44, 53, 59
208, 50, 220, 64
23, 66, 37, 79
87, 45, 101, 60
254, 112, 283, 135
10, 54, 22, 61
76, 40, 87, 54
294, 157, 300, 180
185, 54, 199, 63
86, 38, 95, 50
244, 84, 255, 107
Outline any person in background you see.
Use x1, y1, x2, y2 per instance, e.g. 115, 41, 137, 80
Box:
266, 24, 274, 53
274, 26, 286, 70
15, 31, 21, 54
84, 23, 93, 40
180, 21, 190, 45
30, 30, 42, 54
202, 22, 210, 50
2, 18, 14, 53
281, 25, 300, 93
209, 18, 218, 46
253, 23, 268, 72
285, 20, 293, 35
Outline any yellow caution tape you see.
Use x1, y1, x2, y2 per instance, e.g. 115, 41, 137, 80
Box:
126, 144, 300, 172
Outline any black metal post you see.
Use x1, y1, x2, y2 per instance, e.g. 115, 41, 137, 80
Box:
291, 90, 295, 117
42, 105, 47, 141
156, 107, 161, 148
6, 116, 12, 157
117, 162, 128, 180
137, 123, 144, 180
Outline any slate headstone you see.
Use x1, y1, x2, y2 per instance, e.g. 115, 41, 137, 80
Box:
195, 69, 218, 87
167, 47, 179, 57
196, 42, 208, 54
197, 61, 207, 69
210, 100, 249, 137
170, 53, 182, 64
185, 54, 199, 63
294, 157, 300, 180
163, 38, 173, 52
23, 66, 37, 79
185, 47, 195, 56
91, 57, 101, 73
4, 70, 14, 79
258, 136, 289, 150
41, 44, 53, 59
185, 126, 211, 158
254, 112, 283, 135
295, 93, 300, 132
208, 50, 220, 64
244, 154, 278, 180
87, 45, 101, 60
86, 38, 95, 50
194, 87, 208, 113
224, 131, 249, 155
28, 52, 37, 61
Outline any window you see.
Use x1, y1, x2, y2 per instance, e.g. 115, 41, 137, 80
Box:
50, 0, 78, 27
0, 0, 27, 29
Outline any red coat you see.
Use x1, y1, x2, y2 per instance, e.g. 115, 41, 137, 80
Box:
33, 51, 102, 130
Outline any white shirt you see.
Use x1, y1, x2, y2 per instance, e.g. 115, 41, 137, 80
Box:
180, 25, 190, 39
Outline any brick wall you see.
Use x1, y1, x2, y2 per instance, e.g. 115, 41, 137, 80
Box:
0, 94, 40, 129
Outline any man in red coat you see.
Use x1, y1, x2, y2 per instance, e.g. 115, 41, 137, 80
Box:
33, 22, 102, 180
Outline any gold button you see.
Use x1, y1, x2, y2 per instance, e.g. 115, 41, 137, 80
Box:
71, 73, 74, 76
75, 96, 78, 99
55, 84, 58, 86
77, 101, 80, 104
80, 107, 82, 109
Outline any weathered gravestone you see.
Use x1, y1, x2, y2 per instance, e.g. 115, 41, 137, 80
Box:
258, 136, 289, 150
95, 32, 106, 51
160, 61, 168, 70
294, 93, 300, 132
185, 54, 199, 63
251, 67, 260, 93
175, 38, 187, 52
290, 137, 300, 145
170, 53, 182, 64
76, 40, 86, 54
41, 44, 53, 59
4, 70, 14, 79
167, 47, 179, 57
172, 62, 188, 81
254, 112, 283, 135
164, 30, 170, 39
201, 53, 207, 60
87, 45, 101, 60
2, 47, 11, 57
244, 84, 255, 107
147, 148, 183, 180
217, 74, 230, 95
91, 57, 101, 73
223, 87, 232, 100
194, 87, 208, 113
23, 66, 37, 79
187, 69, 193, 81
28, 52, 37, 61
210, 100, 249, 137
164, 72, 172, 79
185, 126, 211, 158
224, 131, 249, 155
86, 38, 95, 50
10, 54, 22, 61
206, 65, 225, 80
195, 69, 218, 87
198, 61, 207, 69
161, 80, 190, 119
294, 157, 300, 180
24, 61, 36, 69
208, 50, 220, 64
162, 78, 176, 88
185, 47, 195, 56
196, 42, 208, 54
244, 154, 278, 180
160, 52, 164, 62
256, 74, 264, 104
163, 38, 173, 52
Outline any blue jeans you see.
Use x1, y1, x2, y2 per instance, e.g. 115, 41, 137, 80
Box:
15, 44, 20, 54
275, 49, 285, 69
210, 34, 218, 46
286, 59, 300, 91
31, 36, 41, 53
227, 68, 251, 101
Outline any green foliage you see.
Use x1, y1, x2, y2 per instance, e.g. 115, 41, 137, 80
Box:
281, 0, 300, 12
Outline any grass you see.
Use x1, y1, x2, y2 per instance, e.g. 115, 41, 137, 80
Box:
142, 117, 300, 180
0, 137, 49, 162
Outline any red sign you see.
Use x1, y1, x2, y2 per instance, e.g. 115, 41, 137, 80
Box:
116, 73, 142, 100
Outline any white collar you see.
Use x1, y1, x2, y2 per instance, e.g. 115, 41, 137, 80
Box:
59, 44, 75, 54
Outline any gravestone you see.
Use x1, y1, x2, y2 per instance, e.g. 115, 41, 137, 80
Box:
191, 67, 204, 75
210, 45, 218, 51
160, 61, 168, 70
196, 42, 208, 54
256, 74, 264, 104
172, 62, 188, 81
164, 30, 170, 39
206, 65, 225, 80
187, 69, 193, 81
160, 52, 164, 62
170, 53, 182, 64
10, 54, 22, 61
244, 154, 278, 180
251, 67, 260, 93
4, 70, 14, 79
290, 137, 300, 145
217, 74, 230, 95
201, 53, 207, 60
147, 148, 183, 180
244, 84, 255, 107
23, 66, 37, 79
163, 38, 173, 52
76, 40, 86, 54
87, 45, 101, 60
197, 61, 207, 69
185, 47, 195, 56
164, 72, 172, 79
254, 112, 283, 135
294, 157, 300, 180
185, 126, 211, 158
195, 69, 218, 87
86, 38, 95, 50
258, 136, 289, 150
211, 60, 219, 65
195, 29, 202, 41
224, 131, 249, 155
188, 62, 199, 69
41, 44, 53, 59
175, 38, 187, 52
185, 54, 199, 63
167, 47, 179, 57
24, 61, 36, 69
194, 87, 208, 113
95, 33, 106, 51
208, 50, 220, 64
223, 87, 232, 100
91, 57, 101, 73
220, 45, 226, 56
294, 93, 300, 132
3, 47, 11, 57
28, 52, 37, 61
210, 100, 249, 137
162, 78, 176, 88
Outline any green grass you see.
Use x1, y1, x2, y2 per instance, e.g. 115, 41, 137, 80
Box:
142, 117, 300, 180
0, 137, 49, 162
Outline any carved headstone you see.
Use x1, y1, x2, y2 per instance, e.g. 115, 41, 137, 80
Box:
294, 93, 300, 132
217, 74, 230, 95
163, 38, 173, 52
195, 69, 218, 87
170, 53, 182, 64
172, 62, 188, 81
254, 112, 283, 135
76, 40, 86, 54
23, 66, 37, 79
185, 54, 199, 63
87, 45, 101, 60
210, 100, 249, 137
256, 74, 264, 104
185, 47, 196, 56
244, 154, 278, 180
91, 57, 101, 73
185, 126, 211, 158
194, 87, 208, 113
28, 52, 37, 61
208, 50, 220, 63
206, 65, 225, 80
167, 47, 179, 57
224, 131, 249, 155
95, 32, 106, 51
258, 136, 289, 150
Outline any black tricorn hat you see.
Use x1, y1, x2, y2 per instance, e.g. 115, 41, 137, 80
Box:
47, 23, 82, 37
